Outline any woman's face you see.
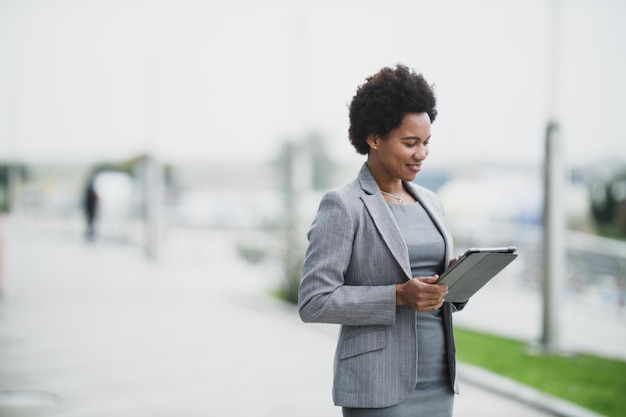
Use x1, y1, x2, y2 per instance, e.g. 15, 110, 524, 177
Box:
367, 112, 432, 183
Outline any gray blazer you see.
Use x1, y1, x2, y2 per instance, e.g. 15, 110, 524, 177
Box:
299, 163, 464, 408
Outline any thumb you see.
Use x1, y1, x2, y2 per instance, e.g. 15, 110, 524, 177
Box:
418, 275, 439, 284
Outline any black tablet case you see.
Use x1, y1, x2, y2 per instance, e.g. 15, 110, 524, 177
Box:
437, 248, 518, 303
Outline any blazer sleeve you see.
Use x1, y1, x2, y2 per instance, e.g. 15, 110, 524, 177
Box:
298, 190, 397, 326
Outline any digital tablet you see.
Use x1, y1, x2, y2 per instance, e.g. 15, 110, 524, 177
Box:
436, 246, 518, 303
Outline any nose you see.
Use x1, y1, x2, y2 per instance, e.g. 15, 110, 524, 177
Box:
414, 144, 428, 160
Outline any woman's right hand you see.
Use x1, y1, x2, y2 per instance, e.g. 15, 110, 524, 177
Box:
395, 276, 448, 312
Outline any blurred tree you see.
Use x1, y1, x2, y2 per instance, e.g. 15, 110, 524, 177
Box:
92, 153, 174, 185
0, 163, 29, 212
274, 131, 335, 304
589, 167, 626, 239
276, 131, 336, 196
275, 140, 302, 304
306, 131, 336, 191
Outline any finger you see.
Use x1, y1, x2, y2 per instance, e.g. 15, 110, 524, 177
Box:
417, 294, 445, 308
417, 301, 444, 312
420, 283, 448, 295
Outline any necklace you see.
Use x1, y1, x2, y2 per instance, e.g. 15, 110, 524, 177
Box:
381, 191, 406, 204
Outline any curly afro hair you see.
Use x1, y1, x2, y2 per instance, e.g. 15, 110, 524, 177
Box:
348, 64, 437, 155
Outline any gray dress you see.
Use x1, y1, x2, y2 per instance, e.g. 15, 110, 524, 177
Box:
342, 201, 454, 417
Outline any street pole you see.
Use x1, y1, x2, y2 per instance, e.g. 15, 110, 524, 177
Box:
144, 154, 161, 259
539, 0, 565, 354
144, 56, 162, 260
541, 121, 565, 353
8, 97, 20, 214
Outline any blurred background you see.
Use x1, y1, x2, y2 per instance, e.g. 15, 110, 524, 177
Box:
0, 0, 625, 415
1, 0, 625, 309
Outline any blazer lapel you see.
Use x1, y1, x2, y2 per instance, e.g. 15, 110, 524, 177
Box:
357, 164, 412, 280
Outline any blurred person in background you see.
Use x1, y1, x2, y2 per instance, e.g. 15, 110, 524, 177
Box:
83, 172, 99, 241
298, 64, 465, 417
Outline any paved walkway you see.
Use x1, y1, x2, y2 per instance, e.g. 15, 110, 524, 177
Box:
0, 216, 616, 416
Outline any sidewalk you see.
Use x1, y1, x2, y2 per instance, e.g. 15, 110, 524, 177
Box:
0, 217, 610, 416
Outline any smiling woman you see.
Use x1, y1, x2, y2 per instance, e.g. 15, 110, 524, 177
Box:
299, 64, 466, 417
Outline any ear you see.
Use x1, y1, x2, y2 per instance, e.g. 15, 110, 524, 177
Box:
366, 134, 379, 150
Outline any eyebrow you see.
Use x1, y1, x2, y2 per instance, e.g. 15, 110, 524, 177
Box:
400, 135, 431, 141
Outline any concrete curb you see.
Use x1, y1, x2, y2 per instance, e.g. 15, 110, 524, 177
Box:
457, 362, 607, 417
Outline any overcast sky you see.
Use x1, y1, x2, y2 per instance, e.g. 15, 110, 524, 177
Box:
1, 0, 624, 170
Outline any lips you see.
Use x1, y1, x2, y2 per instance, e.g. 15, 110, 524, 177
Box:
407, 164, 422, 173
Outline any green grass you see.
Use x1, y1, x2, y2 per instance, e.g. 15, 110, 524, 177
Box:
455, 327, 626, 417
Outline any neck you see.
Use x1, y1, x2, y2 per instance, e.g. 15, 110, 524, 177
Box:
366, 160, 404, 194
379, 184, 405, 195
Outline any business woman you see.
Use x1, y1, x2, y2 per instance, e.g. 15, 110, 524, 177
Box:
298, 64, 466, 417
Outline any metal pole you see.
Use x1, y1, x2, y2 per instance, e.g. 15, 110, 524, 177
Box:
539, 0, 565, 354
144, 154, 161, 259
541, 121, 565, 353
144, 56, 162, 260
8, 97, 20, 214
